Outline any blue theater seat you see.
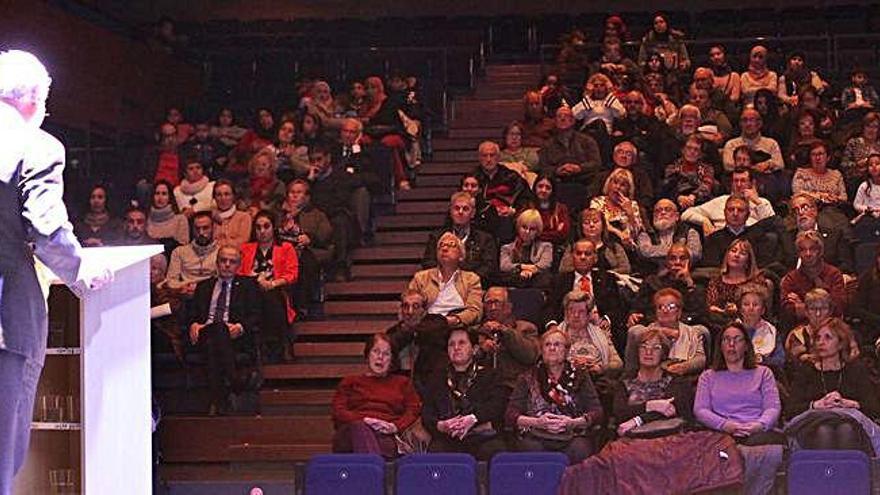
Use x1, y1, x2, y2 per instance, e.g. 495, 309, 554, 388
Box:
304, 453, 385, 495
396, 453, 477, 495
489, 452, 569, 495
787, 449, 870, 495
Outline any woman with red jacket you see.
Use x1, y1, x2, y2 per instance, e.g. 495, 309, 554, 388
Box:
238, 210, 299, 361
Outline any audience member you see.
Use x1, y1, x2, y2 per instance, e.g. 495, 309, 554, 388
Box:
842, 67, 879, 113
705, 240, 772, 327
422, 192, 498, 284
777, 52, 829, 107
529, 173, 571, 251
699, 196, 774, 270
505, 328, 604, 464
474, 141, 532, 242
499, 120, 540, 183
210, 107, 247, 150
571, 73, 625, 134
422, 327, 506, 460
625, 288, 709, 377
180, 120, 227, 178
785, 318, 879, 454
558, 290, 622, 377
304, 80, 344, 132
360, 76, 410, 190
590, 141, 654, 207
231, 107, 276, 177
740, 45, 779, 105
476, 287, 539, 390
792, 141, 849, 226
538, 106, 603, 202
738, 286, 783, 369
721, 109, 784, 180
236, 147, 285, 216
521, 90, 555, 148
331, 334, 422, 457
694, 321, 783, 495
386, 290, 450, 390
614, 328, 694, 437
498, 209, 553, 288
276, 180, 333, 315
273, 118, 310, 182
238, 211, 298, 362
166, 211, 219, 293
780, 231, 847, 327
636, 199, 702, 268
662, 135, 719, 210
852, 245, 880, 338
783, 288, 858, 364
409, 232, 483, 328
589, 168, 645, 251
74, 184, 120, 247
188, 245, 260, 415
637, 13, 690, 74
173, 156, 215, 218
114, 207, 154, 246
840, 112, 880, 190
708, 44, 741, 103
147, 180, 189, 247
150, 254, 184, 362
211, 179, 253, 249
629, 244, 707, 326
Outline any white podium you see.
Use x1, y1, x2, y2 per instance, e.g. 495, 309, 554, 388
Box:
15, 245, 163, 495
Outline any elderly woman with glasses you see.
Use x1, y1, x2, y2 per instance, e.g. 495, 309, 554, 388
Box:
784, 288, 859, 364
408, 232, 483, 327
614, 328, 694, 437
505, 327, 604, 463
625, 288, 709, 378
332, 333, 422, 457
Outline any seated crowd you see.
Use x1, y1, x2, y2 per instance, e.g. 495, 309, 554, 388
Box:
75, 12, 880, 495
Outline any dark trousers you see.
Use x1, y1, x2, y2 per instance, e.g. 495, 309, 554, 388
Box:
332, 421, 399, 458
429, 432, 507, 461
0, 350, 42, 495
329, 212, 355, 275
196, 323, 249, 407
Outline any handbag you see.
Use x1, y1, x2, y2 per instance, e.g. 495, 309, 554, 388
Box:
624, 417, 686, 439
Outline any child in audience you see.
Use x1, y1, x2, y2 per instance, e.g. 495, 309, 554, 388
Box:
842, 68, 879, 112
853, 153, 880, 241
739, 286, 783, 369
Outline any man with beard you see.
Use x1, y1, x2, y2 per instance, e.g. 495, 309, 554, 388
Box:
166, 211, 219, 296
637, 199, 702, 268
475, 287, 539, 390
780, 193, 854, 274
422, 192, 497, 285
114, 207, 156, 246
386, 290, 450, 391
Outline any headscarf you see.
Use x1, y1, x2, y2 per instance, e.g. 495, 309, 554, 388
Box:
363, 76, 388, 119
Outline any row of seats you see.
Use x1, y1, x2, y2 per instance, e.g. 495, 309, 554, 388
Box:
163, 450, 872, 495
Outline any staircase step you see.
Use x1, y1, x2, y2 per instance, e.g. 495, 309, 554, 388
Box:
323, 300, 400, 316
374, 230, 432, 245
351, 263, 420, 279
324, 280, 407, 298
432, 150, 477, 162
291, 342, 365, 358
469, 89, 530, 100
395, 201, 449, 214
263, 363, 366, 380
228, 443, 331, 462
161, 415, 334, 462
447, 127, 499, 138
432, 137, 484, 151
295, 319, 396, 336
418, 175, 461, 187
377, 213, 446, 230
485, 64, 542, 76
398, 187, 457, 201
352, 245, 423, 262
420, 162, 475, 175
259, 389, 336, 407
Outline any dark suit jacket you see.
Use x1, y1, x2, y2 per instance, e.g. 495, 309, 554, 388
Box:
422, 227, 498, 284
0, 109, 83, 363
700, 217, 781, 270
542, 270, 626, 341
190, 275, 261, 341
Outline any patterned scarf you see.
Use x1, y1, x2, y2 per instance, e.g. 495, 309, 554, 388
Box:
447, 362, 481, 416
537, 359, 579, 416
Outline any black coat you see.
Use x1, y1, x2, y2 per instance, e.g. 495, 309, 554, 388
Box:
542, 269, 627, 350
309, 167, 365, 219
190, 275, 261, 341
421, 363, 507, 436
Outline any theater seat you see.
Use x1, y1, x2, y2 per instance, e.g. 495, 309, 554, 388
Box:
489, 452, 568, 495
507, 287, 546, 326
167, 480, 295, 494
787, 449, 870, 495
305, 453, 385, 495
396, 453, 477, 495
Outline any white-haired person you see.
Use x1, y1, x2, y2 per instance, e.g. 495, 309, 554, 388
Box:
0, 49, 110, 492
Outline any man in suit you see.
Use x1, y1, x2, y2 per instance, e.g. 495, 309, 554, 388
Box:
0, 50, 109, 493
543, 239, 626, 350
189, 245, 261, 415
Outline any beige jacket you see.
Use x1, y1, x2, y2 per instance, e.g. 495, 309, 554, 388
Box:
408, 268, 483, 326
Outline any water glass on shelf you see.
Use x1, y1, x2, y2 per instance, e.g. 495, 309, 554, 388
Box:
48, 468, 76, 494
64, 395, 79, 423
39, 395, 63, 423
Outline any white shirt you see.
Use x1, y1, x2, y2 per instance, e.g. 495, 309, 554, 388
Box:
428, 270, 464, 316
681, 193, 774, 230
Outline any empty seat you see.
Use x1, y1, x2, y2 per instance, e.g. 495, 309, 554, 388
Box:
787, 449, 870, 495
489, 452, 569, 495
305, 453, 385, 495
396, 453, 478, 495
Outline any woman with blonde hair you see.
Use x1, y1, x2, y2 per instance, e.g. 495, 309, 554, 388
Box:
705, 239, 771, 327
499, 209, 553, 288
589, 168, 644, 249
237, 146, 285, 216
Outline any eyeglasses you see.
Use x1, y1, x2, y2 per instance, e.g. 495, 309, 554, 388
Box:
639, 343, 663, 352
721, 336, 746, 345
656, 302, 680, 312
439, 241, 460, 249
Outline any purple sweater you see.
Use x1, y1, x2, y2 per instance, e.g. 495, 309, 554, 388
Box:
694, 366, 780, 431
